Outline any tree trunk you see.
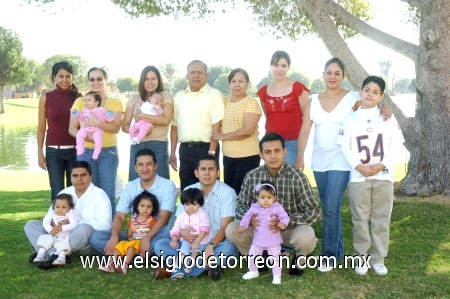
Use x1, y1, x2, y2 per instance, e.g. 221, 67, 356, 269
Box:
400, 1, 450, 195
298, 0, 450, 195
0, 88, 5, 114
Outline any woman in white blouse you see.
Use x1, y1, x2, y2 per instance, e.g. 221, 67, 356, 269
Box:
298, 58, 390, 272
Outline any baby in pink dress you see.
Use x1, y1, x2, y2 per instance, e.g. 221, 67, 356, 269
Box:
74, 92, 114, 159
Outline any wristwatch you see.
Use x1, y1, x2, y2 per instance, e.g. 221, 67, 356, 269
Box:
208, 150, 216, 155
209, 242, 215, 248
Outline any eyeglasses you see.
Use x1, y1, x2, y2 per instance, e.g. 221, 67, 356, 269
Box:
89, 77, 104, 82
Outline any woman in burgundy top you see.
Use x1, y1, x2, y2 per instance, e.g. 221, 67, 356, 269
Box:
257, 51, 310, 168
37, 62, 81, 201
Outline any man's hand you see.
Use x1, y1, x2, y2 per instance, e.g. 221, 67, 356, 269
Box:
204, 244, 215, 267
268, 217, 281, 233
250, 214, 261, 232
179, 226, 197, 243
169, 154, 178, 171
139, 235, 151, 258
104, 235, 119, 255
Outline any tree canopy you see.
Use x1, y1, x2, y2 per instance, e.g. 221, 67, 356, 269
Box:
0, 27, 29, 113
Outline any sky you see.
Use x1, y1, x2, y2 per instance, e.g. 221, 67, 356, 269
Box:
0, 0, 418, 85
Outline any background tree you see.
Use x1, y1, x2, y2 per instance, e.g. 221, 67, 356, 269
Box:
213, 73, 230, 96
159, 63, 177, 94
310, 78, 326, 94
0, 27, 29, 113
207, 66, 232, 87
171, 76, 189, 94
394, 78, 414, 94
116, 76, 138, 95
15, 58, 41, 96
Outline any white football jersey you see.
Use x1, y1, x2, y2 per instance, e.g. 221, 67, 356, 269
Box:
337, 107, 405, 183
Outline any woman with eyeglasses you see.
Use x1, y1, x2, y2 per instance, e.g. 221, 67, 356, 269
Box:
122, 65, 174, 181
69, 67, 124, 216
37, 61, 82, 201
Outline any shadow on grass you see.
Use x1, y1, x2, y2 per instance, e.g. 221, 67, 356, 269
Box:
5, 103, 38, 109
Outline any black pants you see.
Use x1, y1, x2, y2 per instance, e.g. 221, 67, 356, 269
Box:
223, 154, 261, 196
179, 142, 220, 191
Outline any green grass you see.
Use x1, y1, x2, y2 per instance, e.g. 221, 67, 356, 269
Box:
2, 190, 449, 298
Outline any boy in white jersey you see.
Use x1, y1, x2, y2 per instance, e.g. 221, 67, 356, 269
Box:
337, 76, 404, 276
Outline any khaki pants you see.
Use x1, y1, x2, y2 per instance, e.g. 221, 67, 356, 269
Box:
225, 220, 317, 264
349, 179, 393, 265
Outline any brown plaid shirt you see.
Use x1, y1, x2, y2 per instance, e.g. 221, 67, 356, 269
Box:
236, 162, 321, 228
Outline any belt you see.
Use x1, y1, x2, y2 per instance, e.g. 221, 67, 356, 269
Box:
47, 145, 75, 149
180, 142, 209, 147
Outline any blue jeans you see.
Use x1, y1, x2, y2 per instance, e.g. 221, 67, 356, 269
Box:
154, 238, 238, 277
128, 140, 169, 181
78, 146, 118, 216
89, 224, 171, 255
45, 147, 77, 201
284, 140, 298, 166
314, 170, 350, 260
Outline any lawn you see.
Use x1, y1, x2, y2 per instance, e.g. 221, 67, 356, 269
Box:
2, 190, 449, 298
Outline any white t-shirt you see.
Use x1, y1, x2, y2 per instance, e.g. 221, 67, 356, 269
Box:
337, 107, 405, 183
310, 91, 359, 171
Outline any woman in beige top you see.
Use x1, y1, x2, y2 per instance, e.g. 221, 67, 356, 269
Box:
210, 68, 262, 195
122, 66, 174, 181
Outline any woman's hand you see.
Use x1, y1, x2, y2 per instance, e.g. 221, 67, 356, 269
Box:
38, 154, 47, 171
83, 112, 101, 127
294, 157, 305, 171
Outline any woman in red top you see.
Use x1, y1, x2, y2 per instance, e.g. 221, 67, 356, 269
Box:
37, 62, 81, 201
257, 51, 310, 168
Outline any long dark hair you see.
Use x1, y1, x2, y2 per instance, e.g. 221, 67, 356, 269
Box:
138, 66, 164, 101
52, 61, 79, 101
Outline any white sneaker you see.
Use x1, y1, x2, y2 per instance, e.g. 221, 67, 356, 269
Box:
317, 265, 333, 273
99, 262, 115, 273
272, 276, 281, 284
33, 253, 46, 263
372, 263, 388, 275
52, 256, 66, 265
355, 265, 369, 275
242, 271, 259, 280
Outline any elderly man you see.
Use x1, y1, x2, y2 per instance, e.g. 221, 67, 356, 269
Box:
90, 148, 177, 258
169, 60, 225, 191
25, 161, 112, 269
154, 155, 238, 280
225, 132, 321, 276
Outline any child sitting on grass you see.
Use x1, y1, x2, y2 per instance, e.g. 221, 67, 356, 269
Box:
99, 191, 159, 273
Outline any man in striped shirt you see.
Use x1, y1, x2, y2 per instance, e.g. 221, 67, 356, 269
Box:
226, 132, 321, 276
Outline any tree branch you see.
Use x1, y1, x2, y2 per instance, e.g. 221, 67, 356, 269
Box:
321, 0, 420, 62
401, 0, 422, 10
297, 0, 414, 144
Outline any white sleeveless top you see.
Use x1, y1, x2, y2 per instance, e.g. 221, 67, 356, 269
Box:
309, 91, 359, 171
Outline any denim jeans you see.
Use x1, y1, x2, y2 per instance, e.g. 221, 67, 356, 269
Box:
89, 224, 171, 255
154, 238, 238, 277
45, 147, 77, 201
128, 140, 169, 181
284, 140, 298, 166
77, 146, 118, 216
314, 170, 350, 261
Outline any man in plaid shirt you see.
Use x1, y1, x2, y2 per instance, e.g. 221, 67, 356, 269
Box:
226, 132, 321, 276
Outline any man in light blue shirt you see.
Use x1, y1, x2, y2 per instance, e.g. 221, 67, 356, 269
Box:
154, 155, 238, 280
90, 149, 177, 257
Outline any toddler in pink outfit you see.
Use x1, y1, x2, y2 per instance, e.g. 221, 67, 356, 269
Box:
73, 92, 114, 159
238, 180, 290, 285
129, 92, 164, 145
